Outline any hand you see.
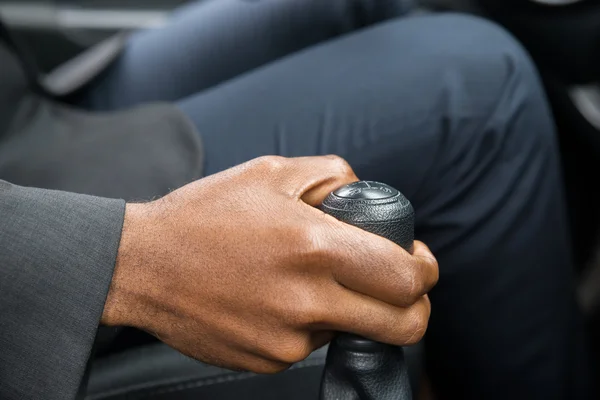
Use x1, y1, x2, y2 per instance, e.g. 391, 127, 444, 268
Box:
101, 155, 438, 373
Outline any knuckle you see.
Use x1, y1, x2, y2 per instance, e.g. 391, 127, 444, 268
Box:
270, 336, 314, 365
402, 302, 430, 346
254, 155, 287, 172
429, 258, 440, 286
323, 155, 355, 178
405, 269, 425, 304
282, 345, 313, 365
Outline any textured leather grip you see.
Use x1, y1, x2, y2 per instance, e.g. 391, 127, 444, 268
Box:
319, 181, 414, 400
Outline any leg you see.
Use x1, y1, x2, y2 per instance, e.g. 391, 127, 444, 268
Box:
79, 0, 410, 110
177, 14, 593, 398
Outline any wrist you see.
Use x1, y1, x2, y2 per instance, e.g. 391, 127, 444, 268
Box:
101, 202, 154, 328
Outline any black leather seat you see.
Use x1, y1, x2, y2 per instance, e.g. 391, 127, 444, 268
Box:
85, 342, 424, 399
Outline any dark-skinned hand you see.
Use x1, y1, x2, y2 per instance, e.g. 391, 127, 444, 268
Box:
101, 155, 438, 373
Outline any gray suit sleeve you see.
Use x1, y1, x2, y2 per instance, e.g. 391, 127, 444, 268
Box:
0, 180, 126, 400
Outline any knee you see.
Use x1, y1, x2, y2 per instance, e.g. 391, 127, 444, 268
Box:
375, 15, 556, 200
436, 15, 556, 151
380, 13, 553, 150
427, 14, 532, 66
368, 13, 548, 125
415, 14, 547, 118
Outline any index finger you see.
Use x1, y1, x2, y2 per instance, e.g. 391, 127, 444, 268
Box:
267, 155, 359, 206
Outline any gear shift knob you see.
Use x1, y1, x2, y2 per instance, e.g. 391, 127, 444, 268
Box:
319, 181, 414, 400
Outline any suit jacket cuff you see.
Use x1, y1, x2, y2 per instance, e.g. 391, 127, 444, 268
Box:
0, 181, 125, 400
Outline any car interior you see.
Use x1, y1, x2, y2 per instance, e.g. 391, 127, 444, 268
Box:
2, 0, 600, 398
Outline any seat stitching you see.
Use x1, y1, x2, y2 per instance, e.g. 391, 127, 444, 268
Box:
87, 358, 325, 400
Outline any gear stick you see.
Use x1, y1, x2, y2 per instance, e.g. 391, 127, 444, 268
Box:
319, 181, 414, 400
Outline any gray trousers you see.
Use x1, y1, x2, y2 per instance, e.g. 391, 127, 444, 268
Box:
79, 0, 594, 398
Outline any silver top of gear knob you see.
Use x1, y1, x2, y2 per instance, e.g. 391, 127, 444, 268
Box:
333, 181, 399, 200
